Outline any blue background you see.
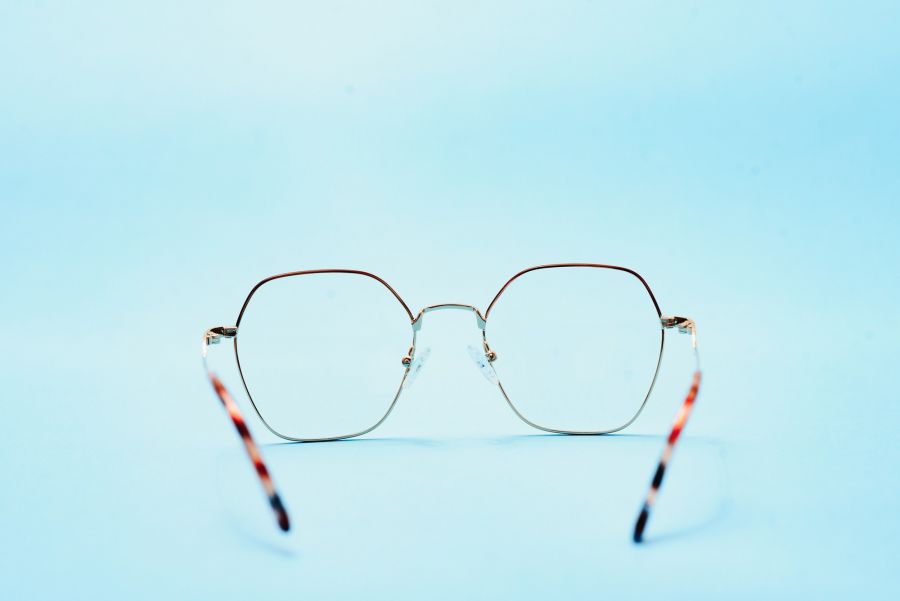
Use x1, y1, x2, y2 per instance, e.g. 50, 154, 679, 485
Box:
1, 2, 898, 599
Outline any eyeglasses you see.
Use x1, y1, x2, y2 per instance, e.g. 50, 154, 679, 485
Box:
201, 263, 701, 543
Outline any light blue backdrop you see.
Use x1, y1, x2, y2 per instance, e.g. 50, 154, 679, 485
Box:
1, 2, 898, 599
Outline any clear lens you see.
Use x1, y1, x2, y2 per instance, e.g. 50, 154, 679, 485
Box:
485, 266, 662, 433
235, 272, 413, 440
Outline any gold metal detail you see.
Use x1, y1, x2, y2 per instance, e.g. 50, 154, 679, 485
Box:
401, 345, 415, 367
660, 316, 697, 348
412, 304, 487, 331
205, 326, 237, 346
483, 340, 497, 362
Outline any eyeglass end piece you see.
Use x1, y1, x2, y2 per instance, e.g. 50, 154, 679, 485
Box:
205, 326, 238, 346
660, 316, 694, 331
660, 316, 697, 348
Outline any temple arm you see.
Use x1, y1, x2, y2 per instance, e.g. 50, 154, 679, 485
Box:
633, 317, 701, 543
202, 327, 290, 532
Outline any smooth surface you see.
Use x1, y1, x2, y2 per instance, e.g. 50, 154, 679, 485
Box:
1, 2, 898, 599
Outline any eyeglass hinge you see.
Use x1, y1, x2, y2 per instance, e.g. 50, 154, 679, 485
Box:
661, 315, 698, 348
205, 326, 238, 345
660, 316, 694, 333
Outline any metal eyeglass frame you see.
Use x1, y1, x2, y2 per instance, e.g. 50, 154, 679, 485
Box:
201, 263, 701, 543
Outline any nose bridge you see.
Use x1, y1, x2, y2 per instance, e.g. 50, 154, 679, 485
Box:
411, 303, 487, 332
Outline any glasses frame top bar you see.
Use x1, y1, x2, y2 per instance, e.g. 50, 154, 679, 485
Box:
485, 263, 662, 319
235, 268, 415, 328
233, 263, 663, 332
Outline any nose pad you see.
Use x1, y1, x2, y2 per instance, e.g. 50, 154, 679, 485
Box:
466, 344, 499, 385
402, 347, 431, 390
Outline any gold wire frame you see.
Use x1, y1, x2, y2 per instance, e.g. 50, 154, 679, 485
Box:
222, 263, 669, 442
233, 269, 417, 442
481, 264, 665, 435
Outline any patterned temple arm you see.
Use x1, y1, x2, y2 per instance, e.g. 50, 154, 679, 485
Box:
202, 326, 290, 532
633, 317, 701, 543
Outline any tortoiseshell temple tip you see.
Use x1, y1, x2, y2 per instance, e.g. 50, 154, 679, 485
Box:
633, 506, 649, 543
271, 494, 291, 532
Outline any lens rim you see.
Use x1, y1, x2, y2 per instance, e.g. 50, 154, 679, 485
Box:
233, 269, 415, 442
483, 263, 666, 435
